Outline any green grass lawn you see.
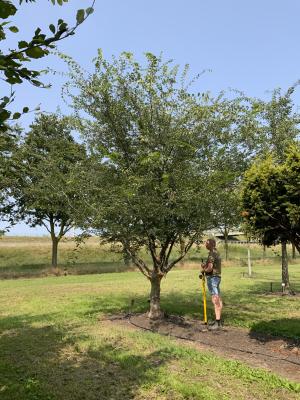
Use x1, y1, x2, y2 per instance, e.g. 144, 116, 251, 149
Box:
0, 264, 299, 399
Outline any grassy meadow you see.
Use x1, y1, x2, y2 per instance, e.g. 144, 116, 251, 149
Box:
0, 235, 296, 279
0, 258, 299, 399
0, 236, 125, 278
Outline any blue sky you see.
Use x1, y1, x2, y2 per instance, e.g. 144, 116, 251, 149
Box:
3, 0, 300, 235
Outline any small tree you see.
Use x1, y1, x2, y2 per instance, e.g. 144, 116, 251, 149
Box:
241, 145, 300, 292
65, 51, 254, 318
11, 114, 87, 268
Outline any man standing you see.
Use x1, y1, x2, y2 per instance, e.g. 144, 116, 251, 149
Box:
201, 238, 223, 330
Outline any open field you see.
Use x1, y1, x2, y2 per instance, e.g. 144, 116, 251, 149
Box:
0, 264, 299, 399
0, 236, 298, 279
0, 236, 125, 278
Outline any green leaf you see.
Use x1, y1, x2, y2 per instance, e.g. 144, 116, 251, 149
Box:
0, 1, 17, 19
76, 9, 85, 25
58, 22, 67, 32
86, 7, 94, 16
34, 27, 41, 36
31, 34, 46, 44
58, 19, 64, 25
6, 75, 22, 84
0, 26, 6, 40
0, 109, 10, 123
9, 25, 19, 33
23, 107, 29, 113
25, 47, 46, 59
18, 40, 28, 49
31, 80, 43, 87
49, 24, 56, 34
2, 96, 10, 104
13, 112, 21, 120
57, 0, 63, 5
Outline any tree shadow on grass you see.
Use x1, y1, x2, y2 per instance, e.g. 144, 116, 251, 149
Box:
0, 261, 131, 279
84, 285, 269, 324
237, 278, 300, 296
249, 319, 300, 343
0, 314, 175, 400
84, 283, 300, 342
82, 288, 213, 319
221, 282, 300, 340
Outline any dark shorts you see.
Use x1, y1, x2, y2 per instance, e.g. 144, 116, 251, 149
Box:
207, 275, 221, 296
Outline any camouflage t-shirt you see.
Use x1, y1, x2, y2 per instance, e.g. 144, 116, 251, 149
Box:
207, 249, 221, 276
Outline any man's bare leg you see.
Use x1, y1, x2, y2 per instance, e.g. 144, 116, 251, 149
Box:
212, 294, 223, 321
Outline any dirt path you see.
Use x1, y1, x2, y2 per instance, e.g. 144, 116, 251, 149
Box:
107, 313, 300, 383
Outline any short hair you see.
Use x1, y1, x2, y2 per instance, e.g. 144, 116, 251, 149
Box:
206, 238, 216, 247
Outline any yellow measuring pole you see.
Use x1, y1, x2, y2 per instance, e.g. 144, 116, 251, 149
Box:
201, 273, 208, 324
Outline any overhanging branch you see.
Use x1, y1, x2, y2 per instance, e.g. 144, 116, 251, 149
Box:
164, 233, 199, 273
125, 248, 151, 279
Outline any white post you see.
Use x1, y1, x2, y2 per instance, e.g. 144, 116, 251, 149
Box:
247, 247, 252, 277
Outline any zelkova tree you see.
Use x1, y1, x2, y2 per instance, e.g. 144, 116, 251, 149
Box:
207, 125, 253, 260
197, 94, 261, 260
64, 51, 254, 318
241, 144, 300, 292
11, 114, 87, 268
239, 84, 300, 258
256, 84, 300, 159
213, 85, 300, 255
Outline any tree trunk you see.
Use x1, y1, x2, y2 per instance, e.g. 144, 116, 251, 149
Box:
51, 236, 59, 268
247, 247, 252, 277
263, 245, 266, 260
122, 239, 131, 267
292, 242, 296, 259
148, 273, 164, 320
179, 236, 185, 266
281, 241, 290, 292
224, 227, 229, 261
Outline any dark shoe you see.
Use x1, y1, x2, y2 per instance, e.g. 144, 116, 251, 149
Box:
209, 319, 224, 326
208, 321, 222, 331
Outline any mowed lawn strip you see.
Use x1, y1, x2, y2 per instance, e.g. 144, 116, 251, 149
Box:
0, 266, 299, 399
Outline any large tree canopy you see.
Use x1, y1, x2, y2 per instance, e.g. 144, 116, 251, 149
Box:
64, 51, 257, 318
10, 113, 87, 268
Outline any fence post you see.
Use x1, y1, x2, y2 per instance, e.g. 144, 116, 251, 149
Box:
247, 247, 252, 277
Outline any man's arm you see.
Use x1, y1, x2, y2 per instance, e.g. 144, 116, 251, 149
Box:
201, 256, 214, 274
